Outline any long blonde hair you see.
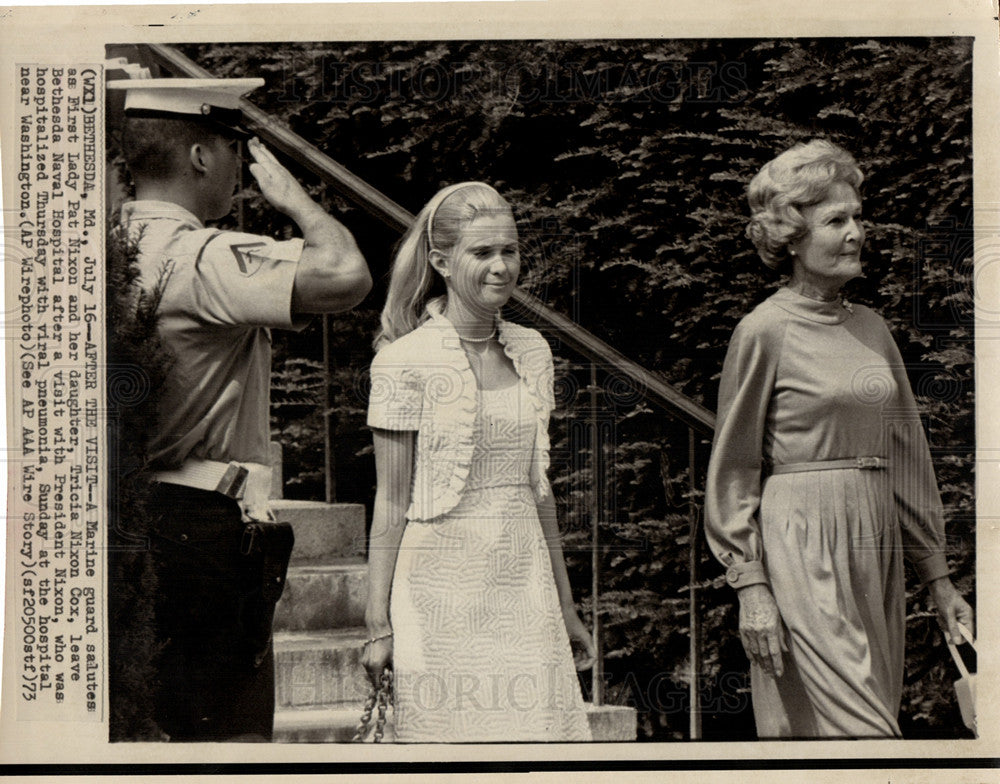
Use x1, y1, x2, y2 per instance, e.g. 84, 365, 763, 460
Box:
375, 182, 513, 350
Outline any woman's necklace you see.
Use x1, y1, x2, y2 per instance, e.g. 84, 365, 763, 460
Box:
458, 326, 497, 343
798, 291, 839, 303
792, 286, 839, 303
789, 285, 853, 313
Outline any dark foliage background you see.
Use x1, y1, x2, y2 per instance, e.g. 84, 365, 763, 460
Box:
109, 38, 974, 740
105, 223, 171, 741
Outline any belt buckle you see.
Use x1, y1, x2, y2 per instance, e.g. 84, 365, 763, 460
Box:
856, 457, 881, 470
216, 463, 249, 498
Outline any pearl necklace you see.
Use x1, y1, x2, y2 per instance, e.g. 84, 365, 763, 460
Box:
462, 332, 494, 386
457, 326, 497, 343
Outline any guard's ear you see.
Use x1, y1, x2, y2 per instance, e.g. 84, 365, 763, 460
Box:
428, 248, 450, 279
188, 142, 211, 175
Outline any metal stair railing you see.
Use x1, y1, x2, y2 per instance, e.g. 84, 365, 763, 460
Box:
139, 42, 717, 739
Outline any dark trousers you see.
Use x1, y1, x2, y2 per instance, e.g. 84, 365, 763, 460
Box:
149, 483, 275, 741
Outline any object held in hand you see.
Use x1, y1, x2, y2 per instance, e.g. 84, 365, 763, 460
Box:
946, 622, 976, 734
353, 666, 394, 743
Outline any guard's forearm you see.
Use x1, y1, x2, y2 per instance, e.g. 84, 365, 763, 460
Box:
290, 203, 370, 313
292, 204, 350, 250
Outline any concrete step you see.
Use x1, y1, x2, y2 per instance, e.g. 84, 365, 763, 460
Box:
274, 559, 368, 632
585, 704, 637, 741
273, 702, 636, 743
271, 500, 366, 564
274, 628, 369, 709
273, 704, 363, 743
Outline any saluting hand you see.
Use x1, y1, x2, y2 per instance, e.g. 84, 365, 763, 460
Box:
737, 583, 787, 678
246, 137, 318, 219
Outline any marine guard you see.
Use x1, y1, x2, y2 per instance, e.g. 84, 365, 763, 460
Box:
110, 76, 371, 741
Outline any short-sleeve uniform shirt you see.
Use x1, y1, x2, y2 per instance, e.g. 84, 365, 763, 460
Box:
120, 200, 305, 468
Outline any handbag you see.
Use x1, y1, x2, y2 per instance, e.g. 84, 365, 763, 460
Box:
946, 623, 976, 734
353, 667, 394, 743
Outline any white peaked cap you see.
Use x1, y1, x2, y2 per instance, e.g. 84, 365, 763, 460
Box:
107, 77, 264, 113
107, 77, 264, 136
104, 58, 152, 79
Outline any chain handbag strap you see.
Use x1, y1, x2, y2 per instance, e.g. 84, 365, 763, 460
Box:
353, 667, 393, 742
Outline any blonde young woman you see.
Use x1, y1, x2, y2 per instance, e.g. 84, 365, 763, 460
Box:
362, 182, 595, 742
705, 140, 973, 738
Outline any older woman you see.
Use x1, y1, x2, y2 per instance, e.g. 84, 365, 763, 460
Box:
705, 139, 973, 738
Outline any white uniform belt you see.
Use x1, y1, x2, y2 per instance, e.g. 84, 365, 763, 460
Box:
153, 459, 271, 500
770, 456, 889, 475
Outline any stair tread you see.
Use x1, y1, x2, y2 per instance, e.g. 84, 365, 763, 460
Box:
272, 498, 364, 505
268, 498, 364, 508
273, 704, 363, 742
274, 704, 361, 725
277, 703, 359, 712
287, 558, 366, 574
274, 627, 367, 650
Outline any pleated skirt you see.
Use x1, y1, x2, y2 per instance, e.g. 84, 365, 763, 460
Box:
753, 467, 906, 738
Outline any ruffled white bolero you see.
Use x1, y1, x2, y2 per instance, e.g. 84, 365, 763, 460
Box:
367, 301, 555, 522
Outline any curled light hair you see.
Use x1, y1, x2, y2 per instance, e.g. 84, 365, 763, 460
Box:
374, 182, 513, 350
746, 139, 864, 271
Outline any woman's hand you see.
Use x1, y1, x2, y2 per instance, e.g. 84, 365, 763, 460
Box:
361, 634, 394, 687
737, 583, 787, 678
563, 608, 597, 671
928, 577, 974, 645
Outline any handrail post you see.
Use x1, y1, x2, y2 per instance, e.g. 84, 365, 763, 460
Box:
688, 426, 702, 739
237, 143, 246, 232
589, 362, 604, 707
322, 315, 336, 504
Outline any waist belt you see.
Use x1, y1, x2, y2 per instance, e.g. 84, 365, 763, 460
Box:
464, 481, 532, 491
153, 458, 272, 509
153, 459, 250, 497
154, 459, 274, 520
770, 456, 889, 475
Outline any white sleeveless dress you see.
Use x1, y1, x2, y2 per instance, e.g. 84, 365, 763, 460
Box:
389, 381, 592, 742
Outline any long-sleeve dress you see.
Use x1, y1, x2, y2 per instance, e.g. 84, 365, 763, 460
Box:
705, 287, 951, 738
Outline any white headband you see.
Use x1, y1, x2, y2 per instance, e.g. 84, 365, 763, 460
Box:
425, 181, 497, 251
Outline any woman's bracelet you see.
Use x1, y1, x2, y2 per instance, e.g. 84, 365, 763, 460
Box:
365, 631, 393, 646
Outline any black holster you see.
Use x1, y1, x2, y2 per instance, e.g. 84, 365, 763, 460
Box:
239, 519, 294, 666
